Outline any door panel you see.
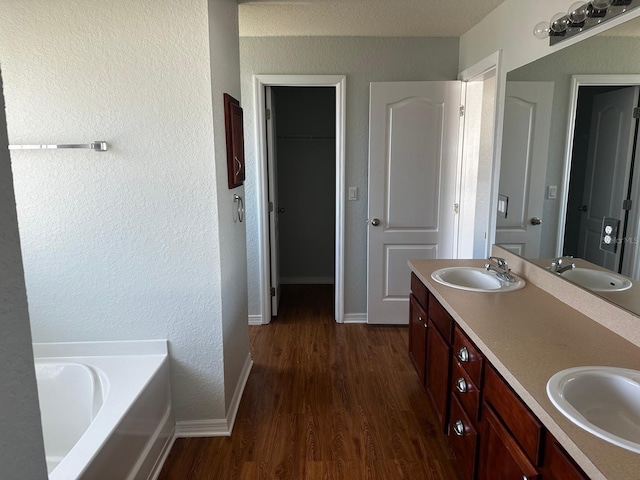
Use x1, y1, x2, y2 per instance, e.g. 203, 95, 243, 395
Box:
577, 86, 639, 271
368, 81, 461, 325
496, 82, 554, 257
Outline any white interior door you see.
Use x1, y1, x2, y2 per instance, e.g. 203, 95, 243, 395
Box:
577, 86, 639, 271
266, 87, 281, 316
367, 81, 461, 325
495, 82, 554, 257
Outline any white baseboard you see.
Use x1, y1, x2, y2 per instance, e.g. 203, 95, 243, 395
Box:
226, 353, 253, 434
343, 313, 367, 324
248, 314, 263, 325
174, 353, 253, 438
280, 276, 334, 284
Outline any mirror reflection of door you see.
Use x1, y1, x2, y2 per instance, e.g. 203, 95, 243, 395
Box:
563, 85, 640, 277
496, 82, 554, 257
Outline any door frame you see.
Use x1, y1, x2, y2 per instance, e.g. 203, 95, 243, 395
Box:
557, 74, 640, 259
253, 74, 347, 324
459, 50, 506, 259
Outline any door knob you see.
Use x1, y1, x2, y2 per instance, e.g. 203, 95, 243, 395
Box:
371, 218, 381, 226
278, 208, 286, 213
530, 217, 542, 226
578, 205, 588, 212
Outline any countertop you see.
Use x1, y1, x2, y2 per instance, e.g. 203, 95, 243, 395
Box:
408, 258, 640, 480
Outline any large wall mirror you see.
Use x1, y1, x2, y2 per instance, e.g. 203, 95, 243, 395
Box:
495, 13, 640, 315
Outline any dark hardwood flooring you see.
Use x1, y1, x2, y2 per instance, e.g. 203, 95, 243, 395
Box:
159, 285, 457, 479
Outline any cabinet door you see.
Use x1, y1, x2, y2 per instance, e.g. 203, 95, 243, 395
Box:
544, 433, 589, 480
479, 404, 540, 480
426, 321, 451, 433
409, 295, 428, 384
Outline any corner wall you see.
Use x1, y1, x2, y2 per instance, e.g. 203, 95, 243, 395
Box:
0, 71, 48, 479
0, 0, 247, 423
240, 36, 460, 318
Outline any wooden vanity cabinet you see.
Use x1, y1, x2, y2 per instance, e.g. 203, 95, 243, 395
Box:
408, 273, 590, 480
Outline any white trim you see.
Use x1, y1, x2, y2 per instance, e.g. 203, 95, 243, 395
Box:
149, 427, 176, 480
280, 276, 334, 285
226, 353, 253, 435
175, 419, 229, 438
557, 74, 640, 258
343, 313, 367, 324
458, 50, 505, 259
174, 354, 253, 437
248, 314, 263, 326
253, 74, 347, 325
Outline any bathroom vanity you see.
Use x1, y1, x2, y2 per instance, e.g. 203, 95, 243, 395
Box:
408, 253, 640, 480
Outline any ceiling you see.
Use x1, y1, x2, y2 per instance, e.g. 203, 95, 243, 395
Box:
238, 0, 506, 37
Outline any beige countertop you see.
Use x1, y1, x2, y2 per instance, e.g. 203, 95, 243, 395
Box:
408, 258, 640, 480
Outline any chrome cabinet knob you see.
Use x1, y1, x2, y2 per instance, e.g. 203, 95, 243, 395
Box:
453, 420, 464, 436
371, 218, 381, 226
456, 377, 468, 393
457, 346, 469, 362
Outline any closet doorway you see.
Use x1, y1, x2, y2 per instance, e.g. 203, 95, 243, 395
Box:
254, 75, 346, 324
269, 86, 336, 317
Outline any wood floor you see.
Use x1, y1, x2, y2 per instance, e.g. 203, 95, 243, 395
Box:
159, 285, 457, 479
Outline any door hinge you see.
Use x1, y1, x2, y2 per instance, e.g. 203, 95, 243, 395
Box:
623, 199, 633, 211
633, 107, 640, 119
459, 105, 465, 117
270, 287, 276, 297
269, 201, 274, 212
266, 108, 271, 120
454, 203, 460, 214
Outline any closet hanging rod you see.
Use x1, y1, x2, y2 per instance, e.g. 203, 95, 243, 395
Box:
8, 141, 108, 152
276, 135, 335, 141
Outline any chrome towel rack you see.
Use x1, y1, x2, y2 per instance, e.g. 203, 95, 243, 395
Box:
8, 141, 108, 152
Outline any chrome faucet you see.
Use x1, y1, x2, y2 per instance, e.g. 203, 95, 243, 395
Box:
485, 256, 517, 283
550, 256, 575, 274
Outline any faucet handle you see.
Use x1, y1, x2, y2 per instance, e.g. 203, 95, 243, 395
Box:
487, 256, 508, 270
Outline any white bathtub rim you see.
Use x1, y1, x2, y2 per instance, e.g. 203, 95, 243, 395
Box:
41, 354, 168, 480
33, 339, 168, 358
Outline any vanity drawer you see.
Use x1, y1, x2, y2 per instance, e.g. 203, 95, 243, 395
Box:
449, 394, 479, 480
451, 357, 481, 424
484, 365, 544, 466
453, 326, 484, 387
410, 272, 429, 311
427, 293, 453, 344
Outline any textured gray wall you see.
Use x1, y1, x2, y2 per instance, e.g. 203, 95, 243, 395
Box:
0, 0, 247, 422
240, 36, 460, 316
507, 35, 640, 258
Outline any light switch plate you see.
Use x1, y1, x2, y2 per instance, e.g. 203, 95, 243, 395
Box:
548, 185, 557, 199
348, 187, 358, 201
497, 194, 508, 218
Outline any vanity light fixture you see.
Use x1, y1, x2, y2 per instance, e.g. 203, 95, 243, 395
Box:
533, 0, 638, 45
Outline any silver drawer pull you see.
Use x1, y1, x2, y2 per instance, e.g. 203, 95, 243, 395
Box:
456, 377, 468, 393
453, 420, 464, 436
457, 346, 469, 362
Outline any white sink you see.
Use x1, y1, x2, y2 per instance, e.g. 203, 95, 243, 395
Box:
430, 267, 525, 292
559, 268, 632, 292
547, 366, 640, 453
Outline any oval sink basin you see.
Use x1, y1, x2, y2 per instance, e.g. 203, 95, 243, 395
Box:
559, 268, 632, 292
547, 366, 640, 453
431, 267, 525, 292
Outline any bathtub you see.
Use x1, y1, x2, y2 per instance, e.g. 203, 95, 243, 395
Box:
33, 340, 174, 480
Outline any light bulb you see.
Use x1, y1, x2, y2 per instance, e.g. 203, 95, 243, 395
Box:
591, 0, 613, 10
533, 21, 551, 39
550, 12, 569, 33
568, 2, 588, 23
